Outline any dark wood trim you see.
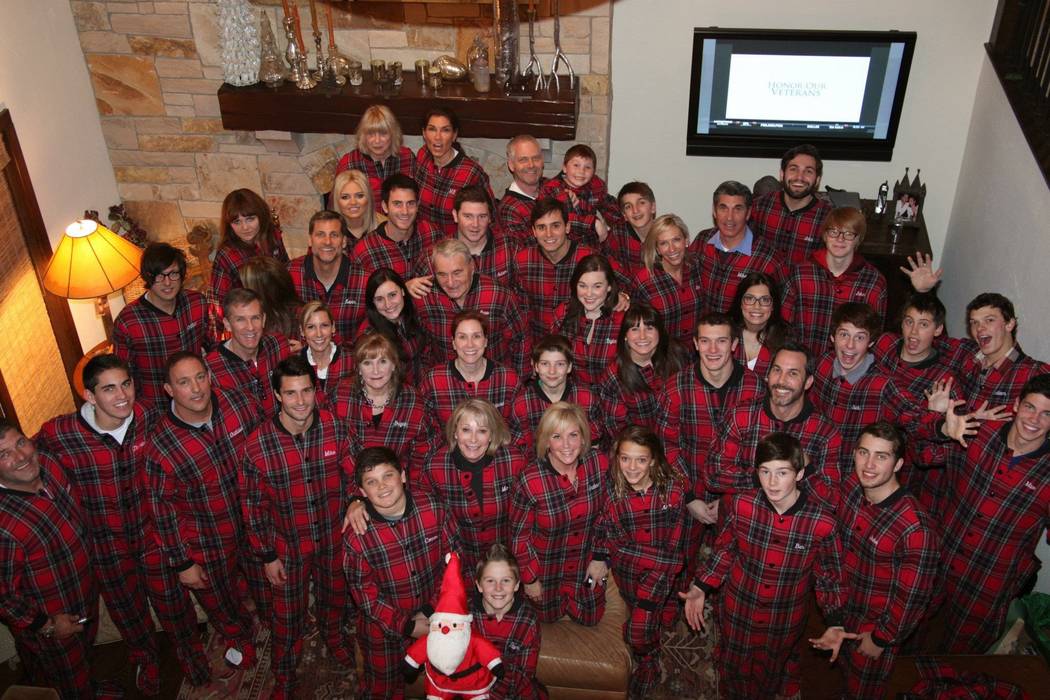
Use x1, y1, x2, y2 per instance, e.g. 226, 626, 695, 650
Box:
0, 367, 18, 432
0, 108, 84, 399
218, 74, 580, 140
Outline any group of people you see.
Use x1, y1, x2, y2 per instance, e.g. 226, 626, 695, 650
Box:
1, 101, 1047, 700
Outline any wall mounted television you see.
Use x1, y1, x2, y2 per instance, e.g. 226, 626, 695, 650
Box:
686, 28, 916, 161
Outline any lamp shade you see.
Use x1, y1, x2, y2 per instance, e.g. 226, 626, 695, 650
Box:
42, 220, 143, 299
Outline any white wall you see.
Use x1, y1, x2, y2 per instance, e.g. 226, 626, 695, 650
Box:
608, 0, 997, 258
0, 0, 121, 350
939, 55, 1050, 594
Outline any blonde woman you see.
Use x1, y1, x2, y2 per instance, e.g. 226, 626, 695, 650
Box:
633, 213, 704, 349
330, 169, 381, 241
335, 104, 415, 213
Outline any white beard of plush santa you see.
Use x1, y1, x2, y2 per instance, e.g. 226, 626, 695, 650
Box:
425, 613, 472, 676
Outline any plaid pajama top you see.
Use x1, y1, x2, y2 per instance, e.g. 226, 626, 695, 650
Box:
658, 362, 765, 498
413, 229, 518, 288
838, 481, 939, 646
496, 188, 539, 249
336, 146, 416, 212
414, 273, 530, 376
288, 254, 369, 344
330, 383, 434, 475
602, 222, 647, 277
781, 250, 888, 355
0, 462, 95, 631
696, 489, 845, 632
873, 333, 959, 400
419, 361, 520, 428
945, 341, 1050, 411
508, 377, 602, 456
811, 352, 934, 452
707, 398, 844, 510
550, 304, 624, 386
35, 405, 155, 549
595, 480, 688, 606
418, 445, 525, 569
205, 334, 291, 418
749, 190, 832, 267
144, 389, 261, 569
241, 410, 354, 561
939, 423, 1050, 602
511, 241, 605, 341
350, 222, 436, 280
595, 361, 673, 440
690, 227, 789, 314
469, 594, 543, 700
343, 490, 458, 638
510, 451, 608, 587
414, 145, 495, 239
633, 258, 706, 347
112, 290, 214, 406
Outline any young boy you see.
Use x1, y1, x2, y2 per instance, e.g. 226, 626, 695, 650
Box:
682, 432, 845, 699
810, 423, 939, 699
605, 181, 657, 274
343, 446, 460, 698
538, 144, 624, 248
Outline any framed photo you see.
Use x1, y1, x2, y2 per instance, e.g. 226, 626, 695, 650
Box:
892, 168, 926, 227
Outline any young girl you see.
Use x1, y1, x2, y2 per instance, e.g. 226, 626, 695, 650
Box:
336, 103, 415, 214
680, 432, 845, 699
471, 544, 548, 700
508, 334, 601, 456
550, 254, 624, 386
596, 426, 687, 699
211, 188, 290, 317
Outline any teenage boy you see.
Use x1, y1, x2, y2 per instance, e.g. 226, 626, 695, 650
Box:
205, 287, 291, 416
748, 143, 832, 266
935, 374, 1050, 653
538, 143, 624, 248
289, 210, 369, 342
241, 357, 357, 698
351, 174, 439, 279
113, 242, 214, 406
708, 341, 843, 509
343, 446, 459, 698
688, 180, 787, 314
496, 134, 546, 247
682, 432, 845, 699
781, 206, 887, 354
810, 422, 939, 700
35, 355, 161, 694
604, 181, 657, 274
145, 351, 265, 674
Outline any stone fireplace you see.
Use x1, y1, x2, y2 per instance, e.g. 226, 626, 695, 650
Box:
72, 0, 613, 255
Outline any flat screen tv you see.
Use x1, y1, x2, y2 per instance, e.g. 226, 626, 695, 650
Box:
686, 28, 916, 161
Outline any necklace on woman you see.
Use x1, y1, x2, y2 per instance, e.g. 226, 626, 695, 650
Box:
363, 389, 391, 411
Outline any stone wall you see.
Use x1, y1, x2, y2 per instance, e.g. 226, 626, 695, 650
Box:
72, 0, 613, 256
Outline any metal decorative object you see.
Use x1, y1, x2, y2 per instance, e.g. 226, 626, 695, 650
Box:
218, 0, 261, 86
434, 55, 468, 81
548, 0, 574, 90
522, 0, 544, 91
282, 15, 316, 89
258, 13, 286, 88
493, 0, 519, 88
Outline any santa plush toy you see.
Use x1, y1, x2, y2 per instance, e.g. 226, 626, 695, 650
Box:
403, 552, 504, 699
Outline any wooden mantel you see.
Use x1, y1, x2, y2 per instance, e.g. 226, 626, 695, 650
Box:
217, 74, 579, 139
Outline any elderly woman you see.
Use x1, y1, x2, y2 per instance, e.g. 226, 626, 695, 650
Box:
414, 107, 494, 237
550, 254, 624, 386
331, 169, 381, 242
418, 399, 525, 574
210, 188, 290, 315
510, 401, 608, 625
418, 310, 520, 427
331, 333, 432, 476
633, 214, 704, 352
297, 301, 353, 406
336, 104, 415, 212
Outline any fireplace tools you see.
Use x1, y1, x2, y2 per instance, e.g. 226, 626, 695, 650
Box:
522, 0, 545, 90
548, 0, 574, 91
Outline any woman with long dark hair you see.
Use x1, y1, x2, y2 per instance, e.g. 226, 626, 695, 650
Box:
728, 271, 793, 377
356, 268, 428, 386
211, 188, 290, 314
595, 303, 684, 439
550, 254, 623, 386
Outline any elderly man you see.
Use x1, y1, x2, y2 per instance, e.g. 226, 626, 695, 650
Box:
413, 237, 529, 375
496, 134, 546, 246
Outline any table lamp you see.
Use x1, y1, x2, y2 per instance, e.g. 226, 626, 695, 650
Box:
42, 219, 143, 342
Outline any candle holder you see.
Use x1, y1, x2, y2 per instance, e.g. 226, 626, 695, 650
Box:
347, 59, 363, 86
312, 31, 326, 82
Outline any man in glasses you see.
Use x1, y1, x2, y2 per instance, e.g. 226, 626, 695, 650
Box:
113, 242, 215, 407
781, 207, 888, 354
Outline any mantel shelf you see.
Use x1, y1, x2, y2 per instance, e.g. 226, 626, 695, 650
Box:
217, 74, 579, 140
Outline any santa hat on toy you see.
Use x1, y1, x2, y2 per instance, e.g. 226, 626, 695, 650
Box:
433, 552, 472, 626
